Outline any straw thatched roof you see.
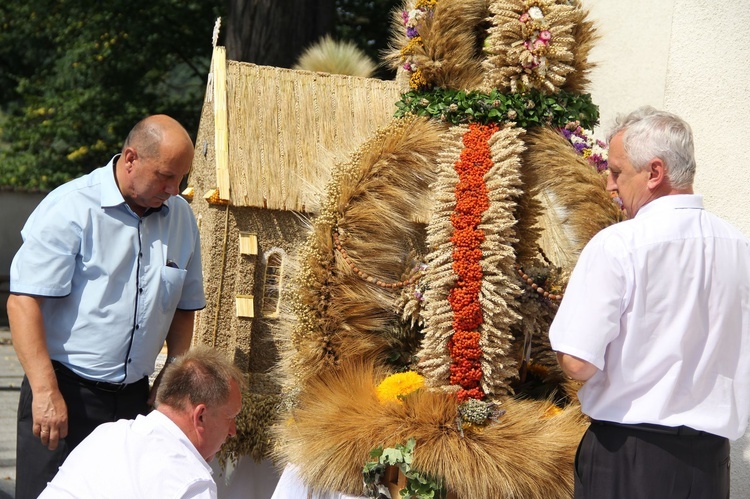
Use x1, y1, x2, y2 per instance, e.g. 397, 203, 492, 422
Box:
202, 48, 402, 211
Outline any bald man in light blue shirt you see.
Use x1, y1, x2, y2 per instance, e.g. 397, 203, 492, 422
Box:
8, 114, 206, 499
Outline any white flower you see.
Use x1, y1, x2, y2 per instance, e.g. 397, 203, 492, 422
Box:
407, 9, 424, 27
591, 144, 607, 158
528, 6, 544, 20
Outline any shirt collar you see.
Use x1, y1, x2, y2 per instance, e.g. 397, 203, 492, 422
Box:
635, 194, 704, 218
149, 410, 213, 475
101, 154, 126, 209
100, 154, 171, 216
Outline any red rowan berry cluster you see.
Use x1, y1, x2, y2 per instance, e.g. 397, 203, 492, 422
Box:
447, 123, 498, 401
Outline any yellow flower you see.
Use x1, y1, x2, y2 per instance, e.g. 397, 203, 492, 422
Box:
415, 0, 438, 8
376, 371, 425, 403
409, 69, 428, 90
401, 36, 423, 57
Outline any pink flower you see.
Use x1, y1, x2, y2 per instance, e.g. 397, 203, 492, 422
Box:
533, 39, 547, 50
519, 13, 530, 23
540, 30, 552, 42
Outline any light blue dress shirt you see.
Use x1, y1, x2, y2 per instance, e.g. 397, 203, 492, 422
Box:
10, 156, 206, 383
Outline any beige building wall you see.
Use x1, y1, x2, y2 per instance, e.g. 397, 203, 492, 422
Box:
586, 0, 750, 494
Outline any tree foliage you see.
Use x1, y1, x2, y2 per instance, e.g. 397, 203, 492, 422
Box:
0, 0, 400, 191
226, 0, 336, 68
223, 0, 401, 76
0, 0, 223, 191
335, 0, 402, 78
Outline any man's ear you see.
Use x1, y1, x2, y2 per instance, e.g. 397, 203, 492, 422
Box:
647, 158, 666, 189
192, 404, 208, 432
122, 147, 138, 171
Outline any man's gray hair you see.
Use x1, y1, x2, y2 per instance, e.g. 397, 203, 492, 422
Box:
155, 346, 246, 411
607, 106, 696, 190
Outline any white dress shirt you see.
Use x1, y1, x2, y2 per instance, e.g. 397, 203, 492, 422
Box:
39, 410, 216, 498
550, 195, 750, 440
271, 464, 366, 499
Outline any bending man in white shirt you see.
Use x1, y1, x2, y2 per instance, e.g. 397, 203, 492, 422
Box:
550, 106, 750, 498
39, 346, 245, 499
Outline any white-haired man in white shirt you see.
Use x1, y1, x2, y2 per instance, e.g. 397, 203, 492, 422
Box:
550, 106, 750, 498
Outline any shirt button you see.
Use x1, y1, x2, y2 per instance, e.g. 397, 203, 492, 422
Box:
128, 358, 132, 364
135, 325, 140, 330
139, 288, 143, 293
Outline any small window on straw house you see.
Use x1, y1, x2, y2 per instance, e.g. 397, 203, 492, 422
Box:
261, 249, 284, 317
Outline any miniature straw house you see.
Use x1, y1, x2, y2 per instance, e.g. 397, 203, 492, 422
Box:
186, 46, 402, 460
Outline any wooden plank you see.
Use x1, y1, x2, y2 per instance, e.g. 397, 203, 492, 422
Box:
235, 295, 255, 318
212, 46, 230, 201
238, 232, 258, 256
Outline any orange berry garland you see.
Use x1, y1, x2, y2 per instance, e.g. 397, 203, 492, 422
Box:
447, 123, 498, 402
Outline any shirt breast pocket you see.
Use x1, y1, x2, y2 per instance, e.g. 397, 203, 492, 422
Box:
160, 266, 187, 312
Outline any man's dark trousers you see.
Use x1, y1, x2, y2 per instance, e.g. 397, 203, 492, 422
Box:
574, 420, 730, 499
15, 363, 149, 499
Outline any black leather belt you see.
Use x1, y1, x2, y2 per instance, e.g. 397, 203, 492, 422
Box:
52, 360, 144, 393
591, 419, 705, 436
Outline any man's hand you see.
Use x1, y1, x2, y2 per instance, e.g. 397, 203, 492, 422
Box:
32, 388, 68, 450
8, 293, 69, 450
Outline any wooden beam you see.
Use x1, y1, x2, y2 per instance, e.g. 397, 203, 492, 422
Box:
212, 46, 230, 202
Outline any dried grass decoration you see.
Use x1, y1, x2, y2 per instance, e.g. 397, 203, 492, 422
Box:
272, 0, 622, 498
293, 34, 377, 78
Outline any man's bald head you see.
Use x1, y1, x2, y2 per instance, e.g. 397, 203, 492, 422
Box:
122, 114, 193, 160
